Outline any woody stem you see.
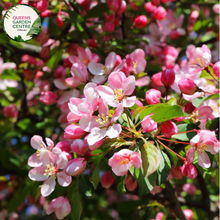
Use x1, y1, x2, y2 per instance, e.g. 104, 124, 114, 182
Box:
157, 136, 190, 145
157, 139, 186, 161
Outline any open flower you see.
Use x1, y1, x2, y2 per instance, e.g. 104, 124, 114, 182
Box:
187, 130, 220, 168
79, 99, 123, 146
28, 148, 72, 197
108, 149, 142, 176
46, 196, 71, 219
97, 71, 136, 108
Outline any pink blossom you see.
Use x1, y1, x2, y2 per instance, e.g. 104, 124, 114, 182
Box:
141, 114, 157, 133
153, 6, 167, 20
161, 121, 178, 138
65, 158, 87, 176
161, 68, 175, 87
97, 71, 136, 108
3, 104, 18, 118
88, 52, 119, 76
133, 15, 148, 28
101, 171, 115, 189
28, 135, 54, 168
182, 183, 197, 195
87, 39, 97, 48
79, 99, 123, 146
151, 0, 160, 6
108, 149, 142, 176
183, 209, 193, 220
213, 61, 220, 78
125, 49, 146, 74
39, 91, 58, 105
28, 147, 72, 197
193, 44, 211, 68
104, 22, 115, 32
145, 89, 161, 105
84, 134, 103, 151
213, 4, 220, 14
54, 66, 66, 78
181, 161, 198, 179
46, 196, 71, 219
178, 78, 199, 95
41, 9, 51, 17
64, 124, 86, 140
187, 130, 220, 168
144, 2, 156, 12
124, 176, 138, 191
170, 166, 183, 179
36, 0, 48, 12
107, 0, 126, 13
152, 72, 163, 87
56, 14, 63, 29
155, 212, 164, 220
71, 139, 88, 156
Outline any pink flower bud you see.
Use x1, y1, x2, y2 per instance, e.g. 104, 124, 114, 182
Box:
54, 66, 66, 78
39, 91, 58, 105
183, 209, 193, 220
181, 161, 198, 179
161, 121, 178, 138
124, 176, 138, 191
107, 0, 120, 11
104, 22, 115, 33
178, 78, 199, 95
71, 139, 88, 156
144, 2, 156, 13
141, 114, 157, 133
119, 0, 127, 14
145, 89, 161, 105
182, 183, 197, 195
115, 55, 122, 67
169, 29, 180, 40
213, 4, 220, 14
55, 141, 72, 160
41, 9, 51, 18
133, 15, 148, 28
40, 47, 50, 59
65, 158, 86, 176
56, 14, 63, 29
36, 0, 48, 12
101, 171, 115, 189
151, 0, 160, 6
153, 6, 167, 20
193, 44, 211, 68
46, 197, 71, 219
4, 104, 18, 118
184, 102, 195, 114
170, 166, 183, 179
152, 72, 163, 87
64, 124, 85, 139
161, 69, 175, 87
213, 61, 220, 78
87, 39, 97, 48
84, 134, 103, 151
37, 31, 49, 45
155, 212, 164, 220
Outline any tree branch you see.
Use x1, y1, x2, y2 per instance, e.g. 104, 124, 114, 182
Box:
164, 180, 188, 220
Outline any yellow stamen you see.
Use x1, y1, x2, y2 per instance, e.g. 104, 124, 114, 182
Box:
95, 113, 109, 127
114, 88, 124, 101
133, 60, 138, 69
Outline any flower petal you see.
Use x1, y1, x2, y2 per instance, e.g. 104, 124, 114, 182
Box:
28, 166, 48, 181
57, 171, 72, 187
41, 176, 56, 197
106, 124, 121, 139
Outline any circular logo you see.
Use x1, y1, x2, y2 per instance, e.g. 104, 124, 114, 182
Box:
3, 4, 41, 42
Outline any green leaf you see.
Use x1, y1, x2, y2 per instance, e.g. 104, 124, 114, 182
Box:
156, 151, 171, 185
26, 17, 41, 36
121, 113, 135, 129
84, 3, 109, 19
206, 118, 219, 131
0, 149, 23, 170
17, 118, 36, 133
165, 148, 177, 168
68, 180, 82, 220
192, 93, 219, 108
141, 141, 161, 177
68, 10, 84, 32
117, 180, 126, 193
172, 123, 198, 141
1, 69, 20, 81
91, 165, 100, 189
139, 104, 183, 123
215, 168, 219, 187
46, 49, 62, 70
78, 175, 94, 196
